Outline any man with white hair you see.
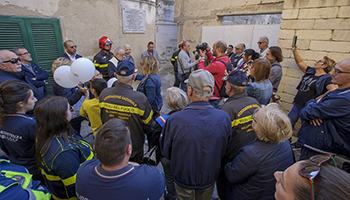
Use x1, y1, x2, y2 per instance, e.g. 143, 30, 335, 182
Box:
107, 47, 125, 78
99, 60, 153, 164
0, 50, 45, 103
257, 36, 269, 58
160, 69, 232, 200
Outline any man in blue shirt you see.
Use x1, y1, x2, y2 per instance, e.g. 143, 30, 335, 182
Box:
76, 118, 165, 200
160, 69, 232, 200
297, 58, 350, 160
12, 46, 48, 95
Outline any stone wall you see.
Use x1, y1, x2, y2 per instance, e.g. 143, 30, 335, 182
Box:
174, 0, 284, 47
278, 0, 350, 115
0, 0, 157, 67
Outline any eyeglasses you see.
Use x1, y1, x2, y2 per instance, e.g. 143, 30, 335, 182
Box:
257, 42, 265, 45
235, 47, 241, 50
18, 52, 30, 56
2, 57, 21, 64
252, 112, 257, 123
298, 154, 337, 200
70, 45, 77, 49
332, 67, 350, 75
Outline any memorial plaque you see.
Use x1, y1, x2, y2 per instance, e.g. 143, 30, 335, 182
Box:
123, 8, 146, 34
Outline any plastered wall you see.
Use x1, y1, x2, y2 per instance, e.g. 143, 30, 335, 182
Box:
0, 0, 157, 69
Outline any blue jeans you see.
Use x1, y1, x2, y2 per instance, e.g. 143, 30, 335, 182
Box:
288, 104, 303, 129
177, 73, 187, 93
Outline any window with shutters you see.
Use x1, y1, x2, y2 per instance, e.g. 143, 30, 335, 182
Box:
0, 15, 64, 94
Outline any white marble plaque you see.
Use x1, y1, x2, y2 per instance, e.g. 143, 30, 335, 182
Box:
123, 8, 146, 34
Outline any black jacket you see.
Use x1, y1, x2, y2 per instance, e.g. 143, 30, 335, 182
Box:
93, 50, 115, 80
99, 82, 153, 163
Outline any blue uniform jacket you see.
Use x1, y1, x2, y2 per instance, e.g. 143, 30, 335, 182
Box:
160, 101, 232, 190
0, 158, 51, 200
136, 74, 163, 113
297, 88, 350, 157
21, 62, 48, 88
0, 114, 37, 176
76, 160, 165, 200
40, 135, 93, 200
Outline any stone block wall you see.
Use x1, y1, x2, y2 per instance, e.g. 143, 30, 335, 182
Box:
278, 0, 350, 115
174, 0, 284, 48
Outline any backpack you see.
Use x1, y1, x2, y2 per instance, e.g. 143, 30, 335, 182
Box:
214, 60, 229, 98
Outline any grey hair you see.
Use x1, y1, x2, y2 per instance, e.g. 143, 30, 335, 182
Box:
227, 82, 246, 95
117, 74, 133, 84
252, 103, 292, 144
260, 36, 269, 44
166, 87, 188, 111
114, 48, 123, 55
12, 46, 26, 55
188, 83, 213, 100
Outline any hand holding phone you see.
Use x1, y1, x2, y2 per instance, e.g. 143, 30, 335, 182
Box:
292, 36, 298, 47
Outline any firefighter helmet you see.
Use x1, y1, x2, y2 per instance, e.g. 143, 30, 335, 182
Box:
99, 36, 113, 49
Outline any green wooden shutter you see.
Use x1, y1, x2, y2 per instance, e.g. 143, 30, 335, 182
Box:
0, 15, 64, 95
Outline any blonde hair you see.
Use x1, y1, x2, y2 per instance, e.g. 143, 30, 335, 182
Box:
166, 87, 188, 111
51, 57, 72, 74
141, 55, 159, 75
253, 103, 292, 143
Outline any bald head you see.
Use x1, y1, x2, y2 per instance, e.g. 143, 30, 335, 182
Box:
0, 50, 22, 72
330, 58, 350, 90
213, 40, 227, 57
235, 43, 245, 54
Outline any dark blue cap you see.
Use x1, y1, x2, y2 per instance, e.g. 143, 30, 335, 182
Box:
116, 60, 135, 76
223, 70, 248, 86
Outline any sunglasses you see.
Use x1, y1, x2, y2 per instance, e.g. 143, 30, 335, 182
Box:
70, 45, 77, 49
257, 42, 265, 44
298, 154, 337, 200
332, 67, 350, 75
2, 57, 21, 64
18, 52, 30, 56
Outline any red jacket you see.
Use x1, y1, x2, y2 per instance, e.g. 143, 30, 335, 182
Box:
198, 51, 230, 99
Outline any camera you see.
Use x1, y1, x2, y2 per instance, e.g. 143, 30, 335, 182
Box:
193, 42, 208, 60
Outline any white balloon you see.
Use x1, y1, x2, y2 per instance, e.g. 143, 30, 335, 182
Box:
54, 65, 79, 88
71, 58, 95, 82
107, 77, 118, 88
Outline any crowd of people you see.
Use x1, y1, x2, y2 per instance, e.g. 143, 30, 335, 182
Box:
0, 34, 350, 200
